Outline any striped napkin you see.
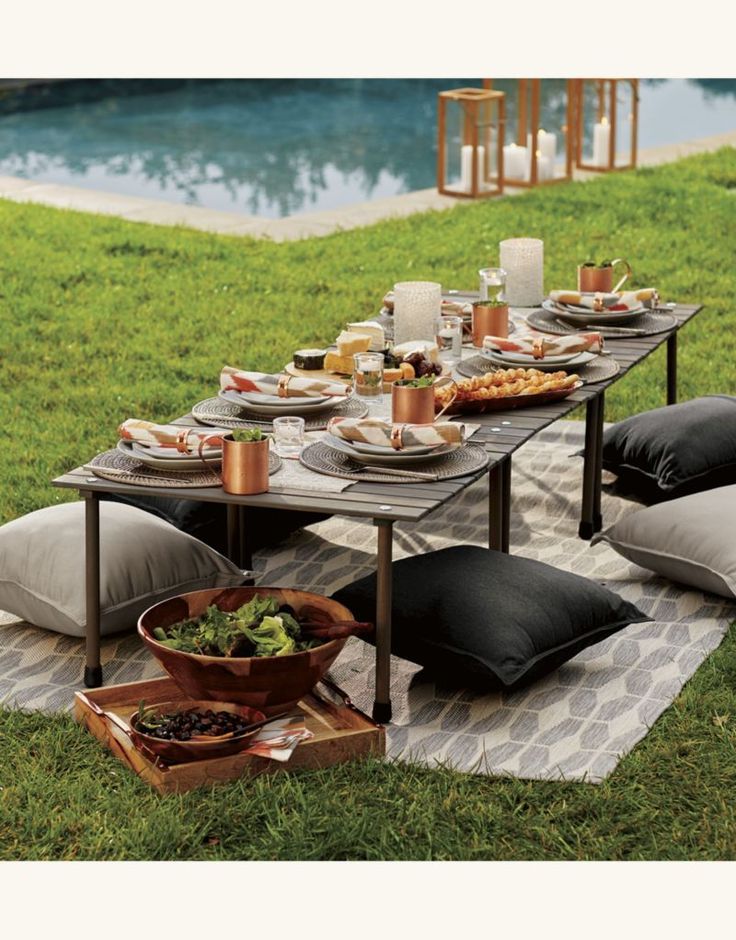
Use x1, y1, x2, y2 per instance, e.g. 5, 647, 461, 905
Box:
119, 420, 225, 453
221, 365, 348, 399
327, 416, 464, 450
243, 716, 313, 762
483, 331, 603, 360
549, 288, 659, 311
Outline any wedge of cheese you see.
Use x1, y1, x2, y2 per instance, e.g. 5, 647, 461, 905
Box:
324, 351, 355, 374
336, 330, 372, 357
393, 340, 440, 363
346, 320, 386, 351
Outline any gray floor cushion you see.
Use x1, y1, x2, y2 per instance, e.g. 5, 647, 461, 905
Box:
594, 484, 736, 599
0, 501, 245, 637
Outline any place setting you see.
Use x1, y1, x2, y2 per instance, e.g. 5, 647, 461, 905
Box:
301, 414, 489, 484
85, 419, 285, 489
191, 365, 369, 431
457, 327, 620, 385
527, 268, 678, 338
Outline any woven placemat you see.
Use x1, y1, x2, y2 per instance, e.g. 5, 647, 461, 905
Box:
87, 449, 281, 488
191, 396, 369, 430
299, 441, 489, 484
526, 307, 678, 337
456, 354, 620, 385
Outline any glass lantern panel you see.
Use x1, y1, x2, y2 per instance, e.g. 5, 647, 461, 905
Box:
477, 99, 501, 188
443, 96, 498, 194
613, 80, 636, 168
579, 80, 613, 168
492, 79, 568, 181
444, 98, 466, 191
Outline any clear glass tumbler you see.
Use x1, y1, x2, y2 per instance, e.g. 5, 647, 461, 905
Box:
272, 416, 305, 458
353, 352, 384, 398
435, 315, 463, 367
478, 267, 507, 302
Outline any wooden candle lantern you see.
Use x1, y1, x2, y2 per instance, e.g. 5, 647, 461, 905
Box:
573, 79, 639, 172
483, 79, 575, 188
437, 87, 505, 199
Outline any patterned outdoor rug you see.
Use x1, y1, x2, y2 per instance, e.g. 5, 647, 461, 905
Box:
1, 421, 733, 783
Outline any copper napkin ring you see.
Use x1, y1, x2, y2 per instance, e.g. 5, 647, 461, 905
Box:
390, 426, 405, 450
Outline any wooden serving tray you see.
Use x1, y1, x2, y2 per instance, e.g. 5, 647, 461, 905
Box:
438, 380, 583, 415
74, 676, 384, 794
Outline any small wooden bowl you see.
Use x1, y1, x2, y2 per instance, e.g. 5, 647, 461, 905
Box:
138, 587, 353, 714
129, 699, 266, 764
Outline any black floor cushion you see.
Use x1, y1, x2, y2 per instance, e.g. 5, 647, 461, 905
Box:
601, 395, 736, 502
98, 493, 328, 557
333, 546, 649, 690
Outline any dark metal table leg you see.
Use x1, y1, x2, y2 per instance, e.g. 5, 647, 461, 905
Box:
667, 332, 678, 405
593, 391, 605, 533
226, 503, 240, 566
84, 492, 102, 687
239, 506, 255, 584
488, 461, 504, 552
501, 456, 511, 553
372, 519, 393, 724
579, 395, 601, 540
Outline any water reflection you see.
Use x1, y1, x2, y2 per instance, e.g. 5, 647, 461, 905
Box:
0, 78, 734, 219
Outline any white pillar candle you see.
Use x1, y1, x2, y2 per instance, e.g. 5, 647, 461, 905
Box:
593, 116, 610, 167
460, 144, 485, 192
535, 150, 553, 181
526, 133, 556, 177
537, 129, 557, 163
393, 281, 442, 344
499, 238, 544, 307
503, 142, 527, 181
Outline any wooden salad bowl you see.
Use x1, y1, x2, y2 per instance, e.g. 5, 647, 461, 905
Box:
138, 587, 354, 714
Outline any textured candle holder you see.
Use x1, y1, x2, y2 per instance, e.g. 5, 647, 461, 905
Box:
393, 281, 442, 344
499, 238, 544, 307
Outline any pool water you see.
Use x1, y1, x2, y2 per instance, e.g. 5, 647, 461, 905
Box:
0, 78, 734, 219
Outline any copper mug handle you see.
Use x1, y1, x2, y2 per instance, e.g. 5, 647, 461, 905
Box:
611, 258, 632, 293
197, 433, 225, 477
433, 375, 458, 422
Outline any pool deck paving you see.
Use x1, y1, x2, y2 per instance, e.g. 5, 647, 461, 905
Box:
1, 129, 734, 241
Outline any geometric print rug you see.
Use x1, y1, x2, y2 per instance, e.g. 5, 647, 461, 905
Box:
1, 421, 734, 783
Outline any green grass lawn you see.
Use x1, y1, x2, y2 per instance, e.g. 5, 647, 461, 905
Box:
1, 149, 735, 859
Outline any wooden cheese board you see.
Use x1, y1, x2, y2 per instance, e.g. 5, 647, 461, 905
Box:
74, 675, 384, 794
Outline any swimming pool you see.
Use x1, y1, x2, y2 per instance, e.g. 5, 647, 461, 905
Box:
0, 78, 734, 219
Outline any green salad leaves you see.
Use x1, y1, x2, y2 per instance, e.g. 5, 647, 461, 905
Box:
151, 594, 322, 658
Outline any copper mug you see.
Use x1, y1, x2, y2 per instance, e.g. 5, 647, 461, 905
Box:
472, 301, 509, 347
199, 433, 270, 495
391, 375, 457, 424
577, 259, 631, 293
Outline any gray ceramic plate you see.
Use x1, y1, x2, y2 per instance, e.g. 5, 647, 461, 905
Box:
481, 348, 597, 371
542, 299, 647, 326
218, 389, 345, 416
325, 435, 460, 467
117, 440, 222, 471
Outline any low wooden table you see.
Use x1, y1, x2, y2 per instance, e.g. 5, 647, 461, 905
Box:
52, 302, 702, 722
